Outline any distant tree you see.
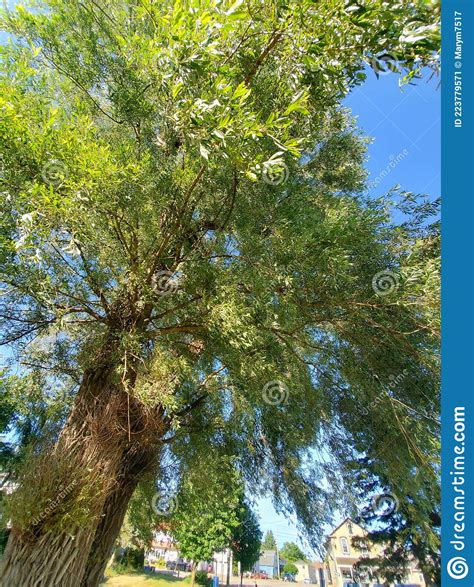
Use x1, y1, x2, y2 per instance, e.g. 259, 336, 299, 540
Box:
349, 444, 440, 585
231, 498, 262, 586
353, 491, 440, 586
169, 457, 242, 587
280, 542, 307, 563
261, 531, 277, 551
283, 562, 298, 576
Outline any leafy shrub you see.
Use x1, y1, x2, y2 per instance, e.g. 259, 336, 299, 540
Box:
195, 570, 211, 587
113, 546, 145, 571
283, 563, 298, 576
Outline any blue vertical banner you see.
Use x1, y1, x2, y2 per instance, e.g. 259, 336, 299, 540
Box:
442, 0, 474, 585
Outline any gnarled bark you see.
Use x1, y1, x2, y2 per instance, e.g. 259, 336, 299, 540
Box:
0, 344, 165, 587
81, 446, 159, 587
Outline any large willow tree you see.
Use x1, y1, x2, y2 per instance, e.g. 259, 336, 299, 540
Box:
0, 0, 440, 585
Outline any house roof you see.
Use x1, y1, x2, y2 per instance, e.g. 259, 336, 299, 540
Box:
328, 518, 365, 538
259, 551, 277, 566
333, 556, 361, 566
152, 540, 175, 548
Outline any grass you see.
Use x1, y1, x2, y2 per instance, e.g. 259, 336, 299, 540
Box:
101, 571, 189, 587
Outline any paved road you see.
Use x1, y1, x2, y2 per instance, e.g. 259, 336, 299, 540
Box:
227, 578, 302, 587
157, 571, 303, 587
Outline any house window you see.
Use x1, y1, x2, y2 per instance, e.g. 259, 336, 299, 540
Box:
347, 522, 353, 535
340, 537, 350, 555
341, 568, 352, 579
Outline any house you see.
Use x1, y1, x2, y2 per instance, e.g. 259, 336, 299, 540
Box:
294, 561, 326, 584
312, 562, 329, 587
324, 518, 426, 587
147, 531, 180, 565
147, 534, 233, 581
255, 549, 282, 578
206, 548, 234, 582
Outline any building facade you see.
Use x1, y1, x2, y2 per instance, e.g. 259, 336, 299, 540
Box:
294, 561, 327, 585
324, 519, 426, 587
255, 549, 282, 578
147, 532, 180, 564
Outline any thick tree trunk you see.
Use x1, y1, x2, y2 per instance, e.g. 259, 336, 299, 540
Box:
0, 343, 165, 587
80, 476, 138, 587
0, 525, 97, 587
81, 446, 158, 587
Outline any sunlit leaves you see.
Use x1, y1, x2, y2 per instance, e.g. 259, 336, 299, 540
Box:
0, 0, 440, 551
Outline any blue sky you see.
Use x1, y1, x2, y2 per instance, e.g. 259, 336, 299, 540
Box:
255, 68, 441, 559
347, 70, 440, 198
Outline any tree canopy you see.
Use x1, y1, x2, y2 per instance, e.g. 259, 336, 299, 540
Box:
280, 542, 307, 563
230, 497, 262, 575
167, 456, 241, 566
283, 562, 298, 576
261, 530, 277, 551
0, 0, 440, 584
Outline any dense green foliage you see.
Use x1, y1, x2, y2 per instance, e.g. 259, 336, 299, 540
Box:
168, 457, 241, 565
230, 497, 262, 574
279, 542, 306, 563
261, 531, 277, 551
194, 571, 212, 587
0, 0, 440, 568
351, 455, 440, 586
282, 562, 298, 576
113, 547, 146, 573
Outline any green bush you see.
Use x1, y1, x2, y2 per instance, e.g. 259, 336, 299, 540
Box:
195, 570, 211, 587
113, 546, 145, 571
283, 563, 298, 576
0, 528, 10, 555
